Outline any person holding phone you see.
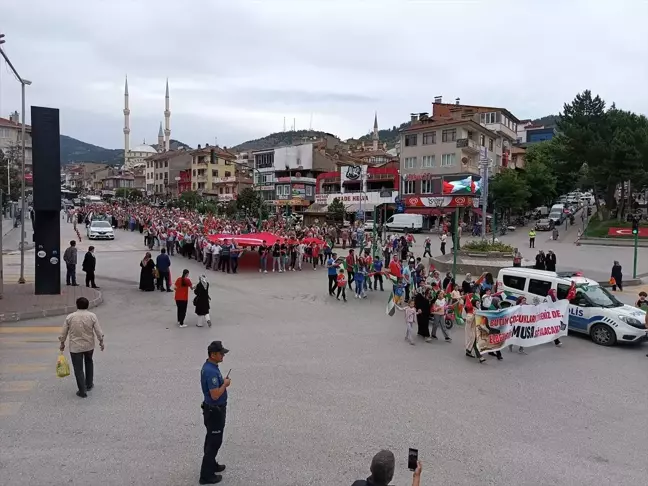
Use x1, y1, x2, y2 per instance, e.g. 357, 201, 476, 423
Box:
351, 449, 422, 486
199, 341, 231, 485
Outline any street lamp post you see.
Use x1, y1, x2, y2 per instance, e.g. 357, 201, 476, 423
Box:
0, 36, 31, 284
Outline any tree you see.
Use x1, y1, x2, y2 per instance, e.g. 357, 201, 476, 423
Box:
179, 190, 200, 209
0, 142, 24, 201
328, 197, 346, 222
489, 170, 530, 218
519, 146, 557, 208
236, 187, 266, 218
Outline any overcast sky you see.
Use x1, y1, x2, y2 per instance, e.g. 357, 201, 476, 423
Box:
1, 0, 647, 150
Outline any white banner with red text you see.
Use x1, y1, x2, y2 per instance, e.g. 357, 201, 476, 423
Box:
474, 300, 569, 353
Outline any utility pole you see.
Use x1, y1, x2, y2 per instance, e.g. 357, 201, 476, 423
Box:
479, 147, 490, 239
452, 207, 459, 280
0, 34, 31, 284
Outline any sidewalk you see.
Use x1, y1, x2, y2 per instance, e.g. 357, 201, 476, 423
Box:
0, 283, 102, 322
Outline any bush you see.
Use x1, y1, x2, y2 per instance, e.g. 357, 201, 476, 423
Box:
462, 240, 514, 253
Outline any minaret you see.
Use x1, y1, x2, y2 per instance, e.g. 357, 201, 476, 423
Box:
123, 76, 131, 166
158, 122, 164, 151
164, 78, 171, 151
372, 112, 379, 151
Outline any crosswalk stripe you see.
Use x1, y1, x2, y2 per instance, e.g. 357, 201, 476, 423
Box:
0, 380, 37, 392
0, 326, 61, 334
3, 364, 49, 373
0, 402, 23, 416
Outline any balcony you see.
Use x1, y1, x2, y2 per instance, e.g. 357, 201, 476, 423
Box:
456, 138, 480, 154
484, 123, 517, 141
195, 175, 207, 183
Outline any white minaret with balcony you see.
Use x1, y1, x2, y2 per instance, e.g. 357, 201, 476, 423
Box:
372, 112, 379, 152
123, 76, 131, 165
158, 122, 164, 149
164, 78, 171, 151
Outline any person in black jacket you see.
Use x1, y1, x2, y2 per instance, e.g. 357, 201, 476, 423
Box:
351, 449, 422, 486
545, 250, 557, 272
82, 246, 99, 289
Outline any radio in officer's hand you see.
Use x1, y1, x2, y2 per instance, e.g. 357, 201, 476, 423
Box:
226, 369, 231, 379
407, 448, 418, 471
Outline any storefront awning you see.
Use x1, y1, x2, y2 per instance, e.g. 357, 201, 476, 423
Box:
345, 202, 377, 212
406, 208, 442, 216
472, 208, 491, 217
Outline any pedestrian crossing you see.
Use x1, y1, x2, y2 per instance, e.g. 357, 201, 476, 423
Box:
0, 325, 60, 418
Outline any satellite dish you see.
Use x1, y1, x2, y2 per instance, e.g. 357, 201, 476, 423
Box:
461, 157, 469, 165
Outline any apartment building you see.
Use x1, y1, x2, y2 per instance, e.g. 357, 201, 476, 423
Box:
0, 112, 33, 178
145, 149, 192, 196
190, 145, 252, 201
430, 97, 521, 170
250, 135, 341, 212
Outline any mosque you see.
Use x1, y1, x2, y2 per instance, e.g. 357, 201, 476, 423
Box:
122, 76, 171, 168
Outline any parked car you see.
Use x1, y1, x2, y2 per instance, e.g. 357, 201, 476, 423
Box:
535, 218, 554, 231
86, 220, 115, 240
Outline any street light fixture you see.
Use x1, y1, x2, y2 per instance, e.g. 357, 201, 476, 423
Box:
0, 35, 32, 285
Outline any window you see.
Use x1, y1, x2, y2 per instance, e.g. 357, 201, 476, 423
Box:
224, 171, 231, 177
212, 170, 218, 177
219, 187, 224, 194
403, 180, 416, 194
488, 138, 494, 151
422, 132, 436, 145
404, 157, 417, 169
192, 169, 196, 176
164, 161, 168, 168
503, 275, 526, 291
441, 154, 456, 167
305, 185, 313, 196
421, 180, 435, 194
479, 134, 485, 146
404, 134, 418, 147
556, 284, 571, 300
441, 129, 457, 142
225, 187, 230, 194
528, 279, 552, 297
480, 112, 497, 124
192, 183, 196, 190
422, 155, 435, 168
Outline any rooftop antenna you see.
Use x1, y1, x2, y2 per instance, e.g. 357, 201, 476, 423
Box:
309, 113, 313, 130
283, 117, 286, 132
293, 118, 296, 131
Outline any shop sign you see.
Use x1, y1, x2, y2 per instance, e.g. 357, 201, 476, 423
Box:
405, 196, 475, 208
275, 199, 308, 206
402, 173, 440, 181
314, 191, 397, 206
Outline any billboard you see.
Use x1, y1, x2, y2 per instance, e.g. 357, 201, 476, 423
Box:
340, 164, 368, 185
274, 143, 313, 170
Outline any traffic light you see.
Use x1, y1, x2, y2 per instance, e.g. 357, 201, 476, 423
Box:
632, 217, 639, 235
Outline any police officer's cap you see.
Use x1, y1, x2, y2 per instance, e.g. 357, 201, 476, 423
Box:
208, 341, 229, 355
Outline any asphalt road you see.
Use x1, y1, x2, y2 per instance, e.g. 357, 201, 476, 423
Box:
1, 223, 647, 486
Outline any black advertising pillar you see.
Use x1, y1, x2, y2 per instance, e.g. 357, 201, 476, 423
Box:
31, 106, 61, 295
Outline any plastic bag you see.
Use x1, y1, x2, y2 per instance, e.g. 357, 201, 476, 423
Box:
609, 277, 616, 286
56, 353, 70, 378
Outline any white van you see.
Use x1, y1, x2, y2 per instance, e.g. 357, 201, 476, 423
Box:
548, 204, 565, 224
385, 213, 423, 232
496, 268, 647, 346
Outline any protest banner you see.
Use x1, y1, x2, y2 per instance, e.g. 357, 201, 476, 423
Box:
475, 300, 569, 353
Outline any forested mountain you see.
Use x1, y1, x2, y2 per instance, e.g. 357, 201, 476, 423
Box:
59, 136, 192, 165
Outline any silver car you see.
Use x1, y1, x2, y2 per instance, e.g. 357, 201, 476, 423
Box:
87, 220, 115, 240
535, 218, 554, 231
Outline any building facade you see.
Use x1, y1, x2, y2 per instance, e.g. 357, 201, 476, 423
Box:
145, 149, 192, 196
190, 145, 252, 200
0, 112, 33, 180
250, 136, 342, 212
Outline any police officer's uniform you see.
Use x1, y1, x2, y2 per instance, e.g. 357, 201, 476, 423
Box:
200, 341, 229, 484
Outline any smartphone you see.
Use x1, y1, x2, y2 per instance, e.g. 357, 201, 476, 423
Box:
226, 369, 231, 379
407, 448, 418, 471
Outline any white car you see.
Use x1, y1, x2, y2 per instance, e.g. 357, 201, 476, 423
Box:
87, 220, 115, 240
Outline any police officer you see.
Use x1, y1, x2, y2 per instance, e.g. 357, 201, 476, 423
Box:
199, 341, 231, 485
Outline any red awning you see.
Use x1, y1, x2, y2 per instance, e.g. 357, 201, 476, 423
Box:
472, 208, 491, 216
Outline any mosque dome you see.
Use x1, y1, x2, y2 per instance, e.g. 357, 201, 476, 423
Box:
130, 144, 158, 154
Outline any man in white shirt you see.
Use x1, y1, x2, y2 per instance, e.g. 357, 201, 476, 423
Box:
212, 243, 221, 271
439, 233, 448, 255
59, 297, 104, 398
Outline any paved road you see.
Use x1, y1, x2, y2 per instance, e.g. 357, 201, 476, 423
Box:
1, 223, 647, 485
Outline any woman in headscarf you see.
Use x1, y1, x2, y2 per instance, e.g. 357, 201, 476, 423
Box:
611, 261, 623, 291
415, 287, 431, 341
461, 273, 473, 294
139, 252, 156, 291
194, 275, 211, 327
464, 293, 486, 363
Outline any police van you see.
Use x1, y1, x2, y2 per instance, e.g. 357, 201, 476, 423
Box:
495, 268, 647, 346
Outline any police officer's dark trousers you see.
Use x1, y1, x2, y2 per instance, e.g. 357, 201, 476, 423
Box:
200, 403, 227, 481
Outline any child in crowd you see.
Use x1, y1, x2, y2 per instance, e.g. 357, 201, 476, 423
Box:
636, 291, 648, 311
354, 262, 367, 299
396, 299, 421, 345
393, 277, 405, 305
336, 268, 347, 302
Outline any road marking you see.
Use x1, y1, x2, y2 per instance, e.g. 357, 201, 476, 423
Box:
0, 380, 37, 392
3, 364, 49, 373
0, 402, 23, 416
0, 326, 61, 334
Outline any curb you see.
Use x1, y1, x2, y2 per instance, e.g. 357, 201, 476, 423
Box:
579, 238, 648, 248
0, 290, 103, 323
597, 279, 643, 288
